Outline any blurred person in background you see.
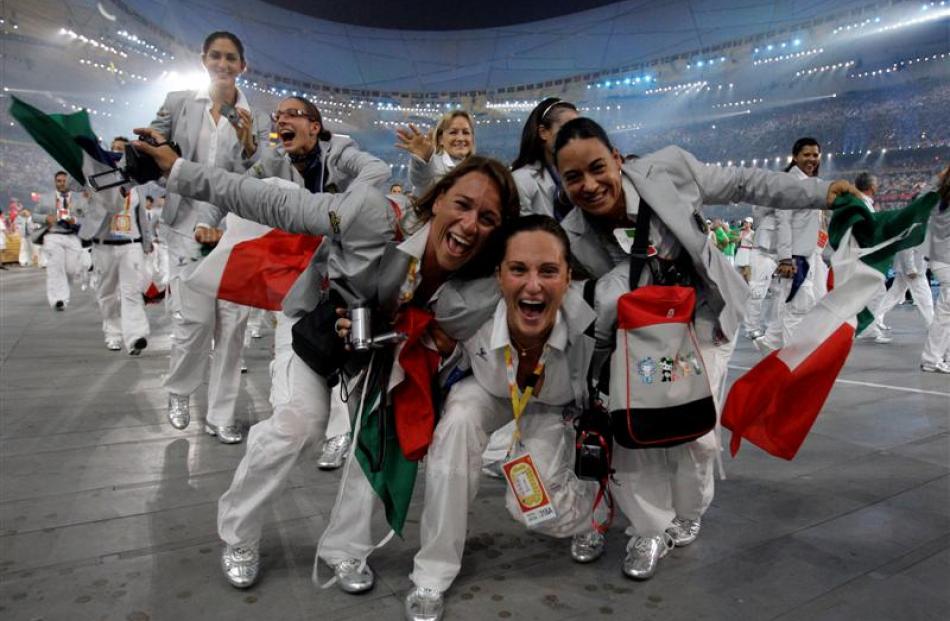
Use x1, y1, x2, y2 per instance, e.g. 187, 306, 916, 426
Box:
735, 217, 754, 282
34, 170, 87, 310
511, 97, 579, 221
920, 168, 950, 373
397, 110, 475, 194
79, 136, 152, 355
755, 138, 825, 353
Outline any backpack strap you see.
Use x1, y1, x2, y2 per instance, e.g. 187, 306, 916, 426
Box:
628, 199, 654, 290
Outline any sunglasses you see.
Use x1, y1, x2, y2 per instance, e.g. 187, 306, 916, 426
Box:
271, 108, 315, 122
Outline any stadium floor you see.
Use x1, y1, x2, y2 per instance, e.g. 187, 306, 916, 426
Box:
1, 265, 947, 621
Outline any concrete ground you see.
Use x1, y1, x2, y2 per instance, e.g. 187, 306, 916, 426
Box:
1, 265, 947, 621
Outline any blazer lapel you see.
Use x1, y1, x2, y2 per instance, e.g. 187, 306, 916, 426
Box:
375, 244, 412, 316
626, 165, 707, 264
561, 208, 614, 278
180, 96, 206, 163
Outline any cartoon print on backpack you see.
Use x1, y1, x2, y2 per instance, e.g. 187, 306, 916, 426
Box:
675, 353, 692, 379
638, 356, 657, 384
659, 356, 674, 382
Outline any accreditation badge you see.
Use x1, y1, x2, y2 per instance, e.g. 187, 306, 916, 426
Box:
502, 453, 556, 528
111, 214, 133, 235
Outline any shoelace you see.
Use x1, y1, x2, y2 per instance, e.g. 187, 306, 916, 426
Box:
411, 588, 442, 614
230, 545, 257, 561
632, 536, 659, 554
576, 532, 602, 548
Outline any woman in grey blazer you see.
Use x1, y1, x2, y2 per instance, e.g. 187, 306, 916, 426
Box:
511, 97, 579, 221
551, 118, 857, 581
150, 31, 271, 444
396, 110, 476, 195
133, 133, 520, 592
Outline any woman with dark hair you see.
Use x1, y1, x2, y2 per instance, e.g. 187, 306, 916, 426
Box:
265, 94, 391, 469
149, 30, 271, 444
511, 97, 579, 221
402, 214, 605, 621
551, 118, 856, 581
132, 134, 520, 591
396, 110, 476, 194
755, 136, 827, 352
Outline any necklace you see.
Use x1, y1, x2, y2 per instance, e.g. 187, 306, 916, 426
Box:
509, 334, 546, 358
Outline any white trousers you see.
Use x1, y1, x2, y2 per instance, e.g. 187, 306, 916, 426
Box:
163, 265, 249, 427
92, 244, 150, 349
744, 248, 776, 334
270, 313, 350, 439
218, 344, 350, 546
760, 251, 821, 349
317, 376, 597, 593
611, 334, 733, 538
874, 271, 935, 327
18, 236, 36, 266
921, 262, 949, 366
43, 233, 83, 307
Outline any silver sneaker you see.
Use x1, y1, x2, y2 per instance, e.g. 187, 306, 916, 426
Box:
405, 586, 444, 621
666, 517, 701, 547
333, 558, 374, 593
105, 338, 122, 351
752, 336, 777, 354
571, 531, 606, 563
249, 327, 262, 339
744, 329, 763, 340
205, 423, 244, 444
317, 433, 351, 470
921, 361, 950, 374
240, 358, 248, 373
167, 393, 190, 430
623, 534, 673, 580
221, 543, 260, 589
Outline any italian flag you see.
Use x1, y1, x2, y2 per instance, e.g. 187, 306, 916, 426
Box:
9, 96, 118, 185
184, 205, 322, 311
723, 191, 939, 460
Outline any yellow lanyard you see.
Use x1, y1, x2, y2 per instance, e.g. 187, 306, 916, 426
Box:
503, 345, 548, 448
398, 257, 420, 304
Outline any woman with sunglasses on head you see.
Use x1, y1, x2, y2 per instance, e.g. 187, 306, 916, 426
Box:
551, 118, 858, 581
131, 134, 520, 592
150, 31, 271, 445
511, 97, 579, 221
396, 110, 475, 194
199, 93, 393, 588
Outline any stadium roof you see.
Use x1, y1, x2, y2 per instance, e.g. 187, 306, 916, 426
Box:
116, 0, 885, 92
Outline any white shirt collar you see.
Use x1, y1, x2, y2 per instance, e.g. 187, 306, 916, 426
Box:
397, 220, 430, 261
488, 298, 569, 353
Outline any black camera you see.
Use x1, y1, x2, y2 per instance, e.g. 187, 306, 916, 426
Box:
88, 136, 181, 191
573, 405, 613, 482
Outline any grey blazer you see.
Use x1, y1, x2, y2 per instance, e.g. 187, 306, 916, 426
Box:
513, 163, 560, 218
752, 205, 783, 254
149, 89, 270, 229
34, 191, 88, 234
78, 187, 154, 253
563, 145, 831, 343
167, 159, 400, 308
409, 151, 453, 195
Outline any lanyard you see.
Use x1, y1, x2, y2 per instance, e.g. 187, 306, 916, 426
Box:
503, 344, 549, 448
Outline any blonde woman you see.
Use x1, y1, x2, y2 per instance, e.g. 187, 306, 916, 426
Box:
396, 110, 475, 194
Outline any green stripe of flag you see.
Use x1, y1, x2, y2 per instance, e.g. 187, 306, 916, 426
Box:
9, 96, 98, 185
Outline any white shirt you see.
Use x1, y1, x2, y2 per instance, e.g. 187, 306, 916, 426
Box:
462, 299, 581, 409
192, 85, 250, 227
